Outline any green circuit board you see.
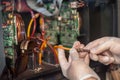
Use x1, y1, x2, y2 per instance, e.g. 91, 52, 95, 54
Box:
45, 1, 80, 47
2, 12, 17, 68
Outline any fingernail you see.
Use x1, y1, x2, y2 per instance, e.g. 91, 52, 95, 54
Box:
103, 56, 109, 62
90, 54, 98, 61
91, 48, 96, 53
93, 55, 98, 61
110, 57, 115, 63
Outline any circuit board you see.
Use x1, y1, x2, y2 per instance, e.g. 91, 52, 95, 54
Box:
2, 13, 17, 68
1, 0, 80, 78
45, 1, 80, 47
58, 1, 79, 46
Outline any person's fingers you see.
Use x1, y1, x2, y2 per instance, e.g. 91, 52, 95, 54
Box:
72, 41, 81, 48
80, 44, 84, 48
89, 49, 111, 61
79, 52, 87, 58
89, 53, 99, 61
98, 51, 114, 65
68, 55, 72, 63
90, 40, 112, 55
113, 56, 120, 64
109, 57, 115, 64
72, 41, 84, 49
98, 55, 110, 64
79, 52, 87, 63
69, 48, 80, 61
98, 55, 114, 65
84, 37, 110, 50
90, 51, 115, 65
102, 51, 111, 56
58, 48, 69, 69
84, 54, 90, 65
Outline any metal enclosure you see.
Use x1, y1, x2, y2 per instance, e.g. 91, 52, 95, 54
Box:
0, 0, 119, 80
0, 0, 5, 76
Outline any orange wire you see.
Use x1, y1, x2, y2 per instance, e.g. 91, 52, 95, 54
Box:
30, 11, 36, 37
38, 16, 46, 65
27, 13, 40, 38
39, 16, 45, 39
39, 52, 42, 65
38, 39, 47, 65
38, 15, 71, 64
53, 45, 71, 64
54, 45, 71, 51
47, 43, 59, 64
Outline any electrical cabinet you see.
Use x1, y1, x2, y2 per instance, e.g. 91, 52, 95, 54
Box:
0, 0, 119, 80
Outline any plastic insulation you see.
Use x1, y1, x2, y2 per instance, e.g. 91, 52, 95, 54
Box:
39, 16, 45, 39
54, 45, 71, 51
38, 39, 59, 64
27, 13, 40, 38
30, 11, 36, 37
54, 45, 90, 53
39, 40, 46, 65
39, 52, 42, 65
27, 18, 33, 38
53, 45, 71, 63
38, 16, 45, 65
15, 14, 26, 42
47, 43, 59, 64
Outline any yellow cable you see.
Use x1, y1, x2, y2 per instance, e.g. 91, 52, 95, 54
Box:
39, 40, 47, 65
40, 17, 44, 25
54, 45, 71, 51
53, 45, 71, 61
39, 16, 45, 32
27, 18, 33, 38
39, 52, 42, 65
27, 13, 40, 38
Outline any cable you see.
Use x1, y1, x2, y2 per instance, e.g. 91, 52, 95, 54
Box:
39, 16, 45, 39
47, 43, 59, 64
27, 18, 33, 38
15, 14, 26, 42
30, 11, 36, 37
54, 45, 70, 51
27, 13, 68, 64
27, 13, 40, 38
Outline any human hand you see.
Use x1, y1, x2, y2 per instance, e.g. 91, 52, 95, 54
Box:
72, 41, 90, 65
84, 37, 120, 65
58, 42, 100, 80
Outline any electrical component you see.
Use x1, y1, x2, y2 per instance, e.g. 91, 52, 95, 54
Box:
2, 14, 17, 69
1, 0, 81, 79
44, 1, 80, 47
14, 13, 26, 42
20, 39, 39, 70
1, 0, 26, 76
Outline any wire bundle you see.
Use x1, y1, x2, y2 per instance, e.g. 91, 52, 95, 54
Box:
15, 14, 26, 42
27, 13, 59, 65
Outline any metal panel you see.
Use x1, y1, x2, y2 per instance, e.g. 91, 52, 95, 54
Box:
0, 0, 5, 76
100, 4, 113, 36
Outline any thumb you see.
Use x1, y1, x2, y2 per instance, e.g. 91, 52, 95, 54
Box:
69, 48, 80, 61
58, 48, 69, 77
58, 48, 69, 68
